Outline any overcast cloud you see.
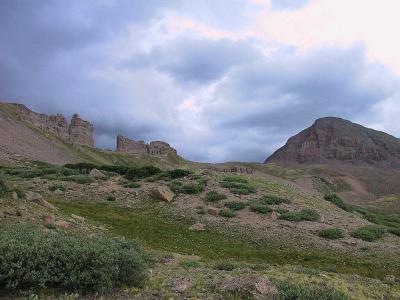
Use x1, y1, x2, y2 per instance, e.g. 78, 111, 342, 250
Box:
1, 0, 400, 162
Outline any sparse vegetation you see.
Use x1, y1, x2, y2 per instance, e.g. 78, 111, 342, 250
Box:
213, 260, 237, 271
220, 180, 256, 195
48, 184, 66, 192
276, 281, 348, 300
0, 224, 147, 292
324, 194, 353, 212
106, 195, 116, 202
161, 169, 192, 180
319, 228, 344, 240
123, 182, 141, 188
43, 174, 94, 184
351, 225, 386, 242
259, 195, 290, 205
224, 201, 247, 211
279, 209, 320, 222
204, 191, 227, 202
125, 166, 161, 180
249, 201, 273, 214
0, 177, 8, 195
219, 208, 236, 218
170, 180, 206, 194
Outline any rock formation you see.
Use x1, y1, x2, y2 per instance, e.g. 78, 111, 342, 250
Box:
265, 117, 400, 168
116, 135, 148, 155
68, 114, 94, 147
116, 135, 177, 156
10, 103, 69, 138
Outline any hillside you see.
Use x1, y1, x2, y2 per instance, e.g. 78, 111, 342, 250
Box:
265, 117, 400, 168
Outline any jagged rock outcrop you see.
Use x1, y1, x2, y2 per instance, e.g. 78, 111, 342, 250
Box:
68, 114, 94, 147
265, 117, 400, 168
116, 135, 148, 154
116, 135, 177, 156
9, 103, 69, 138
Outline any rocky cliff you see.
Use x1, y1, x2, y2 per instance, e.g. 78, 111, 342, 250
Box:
265, 117, 400, 168
117, 135, 177, 156
69, 114, 94, 147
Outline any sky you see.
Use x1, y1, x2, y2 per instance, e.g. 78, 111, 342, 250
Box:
1, 0, 400, 162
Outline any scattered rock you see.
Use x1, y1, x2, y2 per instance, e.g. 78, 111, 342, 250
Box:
89, 168, 104, 178
221, 275, 278, 300
161, 257, 176, 265
27, 192, 57, 210
71, 214, 85, 223
11, 191, 18, 200
43, 214, 55, 226
3, 208, 17, 216
207, 207, 219, 216
270, 211, 279, 221
171, 278, 190, 294
53, 189, 64, 195
189, 223, 205, 231
55, 220, 71, 229
152, 186, 175, 202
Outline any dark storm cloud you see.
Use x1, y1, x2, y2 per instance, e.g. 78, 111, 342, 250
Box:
122, 37, 262, 84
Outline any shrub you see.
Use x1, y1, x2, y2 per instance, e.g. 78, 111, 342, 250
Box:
351, 225, 386, 242
389, 228, 400, 236
106, 195, 116, 202
0, 224, 148, 292
12, 187, 26, 199
205, 191, 227, 203
220, 181, 256, 195
249, 202, 272, 214
224, 201, 247, 211
213, 260, 237, 271
48, 184, 66, 192
259, 195, 290, 205
0, 177, 8, 195
276, 281, 348, 300
219, 208, 236, 218
319, 228, 344, 240
324, 194, 352, 212
43, 175, 94, 184
222, 175, 248, 183
163, 169, 192, 179
168, 180, 183, 193
279, 209, 320, 222
123, 182, 141, 189
181, 183, 205, 194
125, 166, 161, 180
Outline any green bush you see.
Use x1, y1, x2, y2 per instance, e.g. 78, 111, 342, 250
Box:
222, 175, 248, 183
213, 260, 237, 271
259, 195, 290, 205
43, 174, 94, 184
163, 169, 192, 179
0, 177, 8, 195
123, 182, 141, 188
106, 195, 116, 202
0, 224, 147, 292
205, 191, 227, 203
249, 202, 272, 214
12, 187, 26, 199
125, 166, 161, 180
324, 194, 352, 212
276, 281, 348, 300
389, 228, 400, 236
279, 209, 320, 222
170, 181, 205, 194
48, 184, 66, 192
224, 201, 247, 211
351, 225, 386, 242
219, 208, 236, 218
220, 181, 256, 195
319, 228, 344, 240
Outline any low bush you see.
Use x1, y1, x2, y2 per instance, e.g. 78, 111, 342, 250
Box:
222, 175, 248, 183
220, 181, 256, 195
205, 191, 227, 203
249, 202, 272, 214
12, 187, 26, 199
213, 260, 237, 271
389, 228, 400, 236
170, 181, 205, 194
0, 177, 8, 195
125, 166, 161, 180
123, 182, 141, 189
162, 169, 192, 180
259, 195, 290, 205
43, 175, 94, 184
224, 201, 247, 211
351, 225, 386, 242
48, 184, 66, 192
106, 195, 116, 202
219, 208, 236, 218
0, 224, 148, 292
318, 228, 344, 240
324, 194, 352, 212
276, 281, 348, 300
279, 209, 320, 222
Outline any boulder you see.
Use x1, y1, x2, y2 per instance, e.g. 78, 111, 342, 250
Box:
207, 207, 219, 216
27, 192, 57, 210
71, 214, 85, 223
89, 168, 104, 178
43, 214, 55, 226
152, 186, 175, 202
11, 191, 18, 200
53, 189, 64, 195
221, 275, 278, 300
55, 220, 70, 229
171, 278, 190, 294
189, 223, 205, 231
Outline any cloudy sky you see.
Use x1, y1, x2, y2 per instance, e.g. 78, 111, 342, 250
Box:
1, 0, 400, 162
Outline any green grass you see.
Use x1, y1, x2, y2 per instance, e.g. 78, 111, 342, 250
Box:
279, 209, 320, 222
51, 199, 400, 279
275, 281, 348, 300
42, 174, 94, 184
204, 191, 227, 203
259, 195, 290, 205
220, 181, 256, 195
224, 201, 247, 211
219, 208, 236, 218
123, 182, 141, 188
48, 184, 66, 192
318, 228, 344, 240
351, 225, 386, 242
0, 177, 8, 195
249, 202, 272, 214
213, 260, 237, 271
324, 194, 353, 212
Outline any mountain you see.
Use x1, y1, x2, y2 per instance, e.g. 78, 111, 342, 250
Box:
0, 101, 181, 166
265, 117, 400, 168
